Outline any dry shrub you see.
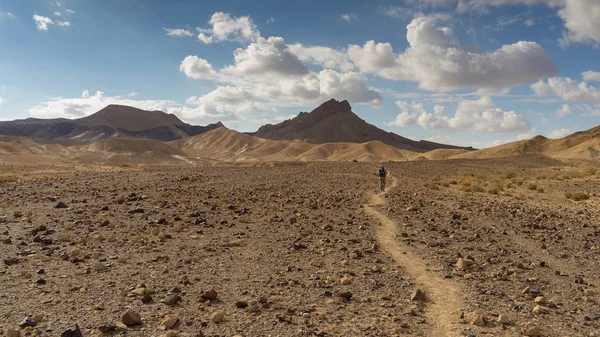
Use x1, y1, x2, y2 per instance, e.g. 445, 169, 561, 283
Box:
503, 170, 516, 179
460, 175, 473, 187
527, 183, 538, 190
565, 191, 590, 201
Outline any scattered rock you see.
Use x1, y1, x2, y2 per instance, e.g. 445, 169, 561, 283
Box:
497, 314, 510, 324
456, 258, 474, 271
18, 316, 37, 328
60, 324, 83, 337
210, 311, 225, 323
121, 309, 142, 326
141, 294, 153, 304
337, 291, 353, 300
6, 328, 20, 337
159, 315, 179, 330
521, 323, 541, 336
410, 289, 427, 302
98, 323, 117, 334
55, 201, 68, 209
201, 289, 218, 301
163, 294, 182, 306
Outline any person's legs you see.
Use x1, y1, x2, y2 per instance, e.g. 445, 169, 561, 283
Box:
379, 176, 386, 191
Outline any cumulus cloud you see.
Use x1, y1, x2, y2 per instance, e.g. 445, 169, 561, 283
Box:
555, 104, 572, 117
197, 12, 260, 44
33, 14, 53, 30
582, 71, 600, 83
164, 28, 194, 37
0, 96, 3, 104
341, 13, 357, 22
289, 43, 355, 72
57, 21, 70, 27
29, 91, 180, 119
386, 96, 532, 133
222, 37, 309, 78
129, 92, 138, 97
558, 0, 600, 46
179, 56, 219, 80
549, 128, 571, 138
347, 16, 557, 92
531, 77, 600, 103
0, 11, 14, 17
575, 103, 600, 117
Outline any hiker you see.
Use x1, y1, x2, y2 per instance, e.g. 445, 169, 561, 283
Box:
378, 165, 387, 192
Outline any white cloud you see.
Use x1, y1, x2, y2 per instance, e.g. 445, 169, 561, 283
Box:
0, 96, 3, 105
179, 56, 219, 80
181, 85, 273, 121
267, 17, 275, 24
29, 91, 180, 119
341, 13, 357, 22
348, 16, 557, 92
222, 37, 309, 78
289, 43, 355, 72
582, 71, 600, 83
558, 0, 600, 46
524, 18, 535, 26
33, 14, 53, 30
65, 9, 75, 15
129, 92, 139, 97
555, 104, 572, 117
197, 12, 260, 44
57, 21, 70, 27
1, 11, 15, 17
517, 131, 537, 140
532, 77, 600, 103
576, 103, 600, 117
549, 128, 571, 138
164, 28, 194, 37
386, 96, 532, 133
54, 11, 62, 16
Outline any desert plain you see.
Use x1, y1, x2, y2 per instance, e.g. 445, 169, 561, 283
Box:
0, 153, 599, 337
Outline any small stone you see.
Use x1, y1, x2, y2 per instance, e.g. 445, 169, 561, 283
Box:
210, 311, 225, 323
6, 328, 20, 337
497, 314, 510, 324
18, 316, 37, 328
532, 305, 548, 314
521, 323, 541, 336
534, 296, 545, 304
98, 323, 117, 334
131, 287, 146, 296
92, 262, 107, 272
469, 314, 485, 327
32, 313, 45, 322
245, 300, 261, 313
3, 257, 19, 266
235, 301, 248, 308
456, 258, 474, 271
159, 331, 178, 337
60, 324, 83, 337
340, 276, 352, 285
55, 201, 68, 209
410, 289, 427, 302
163, 295, 182, 306
121, 309, 142, 326
141, 294, 153, 304
159, 315, 179, 330
337, 291, 353, 300
201, 289, 218, 301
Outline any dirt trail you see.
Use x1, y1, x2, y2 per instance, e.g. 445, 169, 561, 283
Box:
363, 175, 464, 337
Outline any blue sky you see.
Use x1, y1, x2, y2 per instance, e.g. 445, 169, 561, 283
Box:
0, 0, 599, 147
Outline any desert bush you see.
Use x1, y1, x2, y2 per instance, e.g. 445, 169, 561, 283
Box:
503, 170, 516, 179
527, 183, 538, 190
460, 175, 473, 187
449, 180, 457, 185
565, 191, 590, 201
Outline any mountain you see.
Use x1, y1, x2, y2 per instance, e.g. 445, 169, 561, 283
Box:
252, 99, 471, 152
451, 125, 600, 161
0, 105, 223, 144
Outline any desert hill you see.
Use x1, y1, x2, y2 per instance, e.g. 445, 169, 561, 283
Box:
253, 99, 470, 152
452, 125, 600, 161
172, 127, 415, 162
0, 105, 223, 144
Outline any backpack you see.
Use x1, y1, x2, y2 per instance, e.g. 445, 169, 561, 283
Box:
378, 168, 386, 177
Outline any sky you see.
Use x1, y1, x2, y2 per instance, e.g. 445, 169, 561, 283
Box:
0, 0, 599, 148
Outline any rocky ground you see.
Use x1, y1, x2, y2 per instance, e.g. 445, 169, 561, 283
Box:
0, 157, 598, 337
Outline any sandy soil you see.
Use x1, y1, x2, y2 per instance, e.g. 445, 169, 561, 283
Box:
1, 157, 599, 337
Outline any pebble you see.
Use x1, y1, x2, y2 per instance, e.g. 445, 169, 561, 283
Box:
121, 309, 142, 326
521, 323, 541, 336
60, 324, 83, 337
410, 289, 427, 302
201, 289, 218, 301
497, 314, 510, 324
6, 329, 20, 337
18, 316, 37, 328
163, 295, 182, 306
159, 315, 178, 330
456, 258, 474, 271
210, 311, 225, 323
141, 294, 153, 304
